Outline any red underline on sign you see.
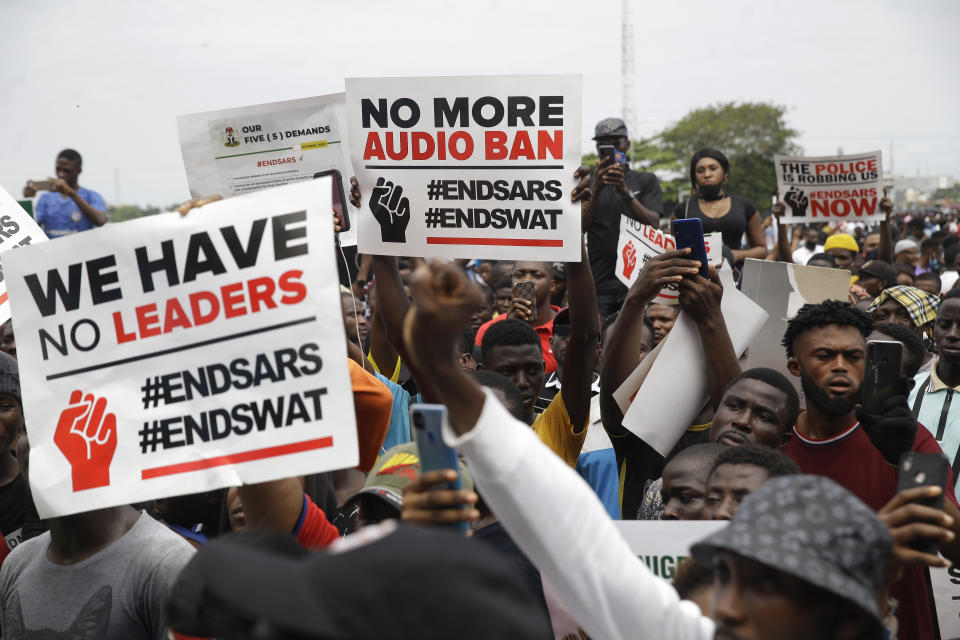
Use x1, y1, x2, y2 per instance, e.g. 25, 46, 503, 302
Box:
426, 237, 563, 247
0, 293, 7, 306
364, 164, 564, 170
140, 436, 334, 479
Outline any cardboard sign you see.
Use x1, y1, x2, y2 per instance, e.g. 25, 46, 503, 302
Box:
177, 94, 358, 245
3, 179, 357, 517
622, 266, 768, 456
615, 215, 722, 304
931, 565, 960, 638
774, 151, 884, 223
345, 75, 582, 260
0, 187, 48, 325
739, 259, 851, 406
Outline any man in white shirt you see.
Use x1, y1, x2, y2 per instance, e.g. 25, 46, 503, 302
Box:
400, 259, 951, 640
791, 227, 824, 265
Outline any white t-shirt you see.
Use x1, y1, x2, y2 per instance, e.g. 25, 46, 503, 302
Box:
793, 244, 824, 265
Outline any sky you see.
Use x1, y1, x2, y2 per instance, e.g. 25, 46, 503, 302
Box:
1, 0, 957, 206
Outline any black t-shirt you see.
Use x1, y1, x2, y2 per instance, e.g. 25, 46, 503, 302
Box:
672, 196, 758, 251
0, 474, 28, 551
587, 170, 663, 296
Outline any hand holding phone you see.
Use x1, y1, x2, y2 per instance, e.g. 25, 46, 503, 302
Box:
894, 452, 949, 555
410, 404, 469, 534
28, 179, 57, 192
313, 169, 350, 233
511, 281, 536, 321
672, 218, 710, 278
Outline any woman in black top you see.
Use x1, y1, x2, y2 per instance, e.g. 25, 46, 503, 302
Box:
671, 148, 766, 264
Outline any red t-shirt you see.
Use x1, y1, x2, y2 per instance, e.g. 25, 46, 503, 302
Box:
784, 421, 957, 640
474, 305, 560, 374
293, 495, 339, 551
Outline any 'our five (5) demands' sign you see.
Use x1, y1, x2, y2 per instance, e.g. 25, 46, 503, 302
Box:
346, 75, 583, 261
0, 186, 48, 325
3, 179, 357, 518
774, 150, 884, 223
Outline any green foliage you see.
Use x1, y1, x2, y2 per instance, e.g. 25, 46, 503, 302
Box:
657, 102, 800, 210
932, 183, 960, 202
107, 203, 166, 223
581, 102, 800, 214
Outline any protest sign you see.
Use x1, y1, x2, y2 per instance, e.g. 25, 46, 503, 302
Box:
345, 75, 582, 260
739, 258, 851, 406
622, 266, 768, 455
774, 151, 884, 224
615, 215, 722, 304
0, 186, 48, 325
545, 520, 724, 639
931, 565, 960, 638
3, 179, 357, 517
177, 94, 358, 245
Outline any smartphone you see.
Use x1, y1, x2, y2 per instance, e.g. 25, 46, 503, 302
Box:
28, 179, 56, 192
862, 341, 903, 416
897, 451, 948, 554
313, 169, 350, 233
597, 145, 616, 164
671, 218, 710, 278
410, 404, 468, 534
513, 281, 536, 321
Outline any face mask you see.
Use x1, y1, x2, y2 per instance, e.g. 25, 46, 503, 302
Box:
698, 182, 724, 201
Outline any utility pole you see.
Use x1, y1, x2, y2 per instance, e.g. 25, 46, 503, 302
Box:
621, 0, 637, 160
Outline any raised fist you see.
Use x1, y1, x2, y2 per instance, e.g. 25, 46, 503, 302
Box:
54, 390, 117, 491
783, 187, 809, 218
369, 177, 410, 243
622, 241, 638, 279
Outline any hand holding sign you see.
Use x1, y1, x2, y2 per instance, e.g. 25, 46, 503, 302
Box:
369, 177, 410, 243
54, 390, 117, 492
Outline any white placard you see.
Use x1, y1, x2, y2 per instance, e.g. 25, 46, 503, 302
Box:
3, 179, 357, 517
622, 267, 768, 456
0, 186, 48, 325
774, 151, 884, 224
346, 75, 582, 260
177, 94, 358, 245
615, 215, 722, 304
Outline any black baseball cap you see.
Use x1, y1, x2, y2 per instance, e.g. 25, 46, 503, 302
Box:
593, 117, 628, 140
859, 260, 897, 286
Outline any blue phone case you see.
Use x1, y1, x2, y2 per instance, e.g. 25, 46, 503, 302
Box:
410, 404, 468, 533
672, 218, 710, 278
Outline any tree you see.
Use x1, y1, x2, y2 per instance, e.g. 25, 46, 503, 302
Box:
657, 102, 800, 212
582, 102, 800, 216
932, 183, 960, 203
106, 203, 167, 223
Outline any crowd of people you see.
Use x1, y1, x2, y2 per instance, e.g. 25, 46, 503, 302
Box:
1, 123, 960, 639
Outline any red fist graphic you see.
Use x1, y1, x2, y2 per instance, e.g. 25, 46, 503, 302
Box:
622, 241, 638, 279
54, 390, 117, 491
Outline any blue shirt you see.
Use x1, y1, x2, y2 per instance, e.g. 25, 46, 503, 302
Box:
374, 372, 420, 454
35, 187, 106, 238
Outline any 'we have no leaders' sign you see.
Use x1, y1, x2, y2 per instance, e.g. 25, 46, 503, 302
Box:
3, 180, 357, 518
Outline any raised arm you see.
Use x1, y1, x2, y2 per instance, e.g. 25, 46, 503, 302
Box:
598, 249, 700, 435
560, 169, 600, 432
403, 260, 712, 640
677, 267, 740, 412
878, 193, 894, 263
771, 200, 794, 263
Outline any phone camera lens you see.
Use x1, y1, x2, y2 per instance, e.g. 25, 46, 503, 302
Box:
413, 413, 424, 429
